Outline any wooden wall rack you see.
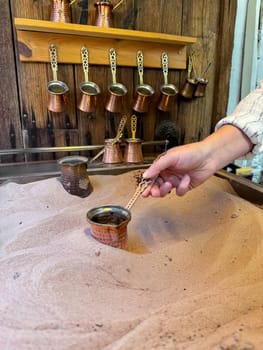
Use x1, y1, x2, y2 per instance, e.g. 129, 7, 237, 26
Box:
14, 18, 197, 69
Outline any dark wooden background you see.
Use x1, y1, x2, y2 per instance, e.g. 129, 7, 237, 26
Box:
0, 0, 237, 163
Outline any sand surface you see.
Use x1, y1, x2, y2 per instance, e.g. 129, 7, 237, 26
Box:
0, 170, 263, 350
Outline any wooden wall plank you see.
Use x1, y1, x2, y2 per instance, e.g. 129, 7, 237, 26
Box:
14, 18, 196, 45
0, 0, 22, 161
212, 0, 237, 128
16, 29, 188, 69
177, 0, 229, 144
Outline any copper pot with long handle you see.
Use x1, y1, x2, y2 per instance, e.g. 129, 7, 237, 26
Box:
105, 48, 127, 113
47, 44, 69, 113
102, 114, 127, 163
180, 54, 198, 99
157, 52, 178, 111
132, 51, 155, 113
193, 62, 211, 97
124, 114, 143, 163
89, 114, 127, 164
77, 47, 101, 113
86, 176, 154, 249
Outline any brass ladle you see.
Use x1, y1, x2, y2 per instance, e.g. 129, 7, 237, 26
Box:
125, 177, 155, 210
125, 151, 167, 209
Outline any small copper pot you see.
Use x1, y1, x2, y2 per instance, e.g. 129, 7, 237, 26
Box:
157, 52, 178, 111
87, 205, 131, 249
124, 138, 144, 163
78, 82, 100, 112
78, 47, 101, 113
105, 84, 127, 113
193, 62, 211, 97
47, 80, 69, 113
157, 84, 178, 111
102, 139, 123, 163
50, 0, 71, 23
132, 51, 154, 113
133, 85, 155, 113
194, 78, 208, 97
105, 48, 127, 113
180, 78, 198, 99
48, 44, 69, 112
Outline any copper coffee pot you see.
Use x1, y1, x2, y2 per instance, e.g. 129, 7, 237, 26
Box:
86, 174, 155, 249
50, 0, 71, 23
89, 114, 127, 164
87, 205, 131, 249
102, 139, 123, 163
193, 62, 211, 97
105, 48, 127, 113
94, 0, 125, 27
194, 78, 208, 97
124, 114, 144, 163
157, 52, 178, 111
58, 155, 93, 197
132, 51, 155, 113
102, 114, 127, 163
47, 44, 69, 113
124, 138, 143, 163
180, 54, 198, 99
77, 47, 101, 113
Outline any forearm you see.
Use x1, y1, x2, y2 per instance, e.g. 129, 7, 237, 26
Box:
201, 125, 254, 172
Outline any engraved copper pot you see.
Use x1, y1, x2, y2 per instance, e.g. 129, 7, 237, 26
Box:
105, 48, 127, 113
132, 51, 154, 113
77, 47, 100, 113
50, 0, 71, 23
157, 53, 178, 111
87, 205, 131, 249
58, 156, 93, 197
102, 139, 123, 163
48, 44, 69, 112
124, 138, 144, 163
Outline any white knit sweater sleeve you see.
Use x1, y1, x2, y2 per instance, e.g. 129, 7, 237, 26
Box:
215, 80, 263, 156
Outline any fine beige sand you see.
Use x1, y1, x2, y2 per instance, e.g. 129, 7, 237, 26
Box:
0, 170, 263, 350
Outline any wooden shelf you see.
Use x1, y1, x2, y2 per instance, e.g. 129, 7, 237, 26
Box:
14, 18, 197, 69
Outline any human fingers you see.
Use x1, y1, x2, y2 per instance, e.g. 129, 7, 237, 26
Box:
142, 177, 173, 198
175, 174, 191, 196
142, 176, 164, 197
